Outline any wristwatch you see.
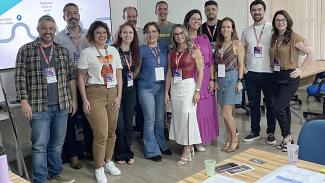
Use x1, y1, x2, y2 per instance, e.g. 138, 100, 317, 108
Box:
195, 88, 200, 92
237, 78, 244, 82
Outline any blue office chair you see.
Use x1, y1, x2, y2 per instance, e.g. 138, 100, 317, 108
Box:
297, 119, 325, 165
303, 73, 325, 119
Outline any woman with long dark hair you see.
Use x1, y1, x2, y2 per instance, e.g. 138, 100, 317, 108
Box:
112, 22, 140, 165
270, 10, 312, 152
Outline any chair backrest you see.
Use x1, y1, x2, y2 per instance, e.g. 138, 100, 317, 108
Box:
297, 119, 325, 165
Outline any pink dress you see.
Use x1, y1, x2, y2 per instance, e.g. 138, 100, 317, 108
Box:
192, 34, 219, 144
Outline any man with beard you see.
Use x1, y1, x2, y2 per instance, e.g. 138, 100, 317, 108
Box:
122, 6, 144, 44
15, 15, 77, 183
202, 0, 221, 53
241, 0, 276, 144
55, 3, 92, 169
155, 1, 174, 46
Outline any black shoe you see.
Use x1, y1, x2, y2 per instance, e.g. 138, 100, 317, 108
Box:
243, 133, 260, 142
161, 149, 172, 155
266, 133, 276, 145
148, 155, 162, 162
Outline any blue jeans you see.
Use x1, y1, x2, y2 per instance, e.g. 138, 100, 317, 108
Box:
138, 82, 168, 158
30, 105, 68, 183
244, 71, 276, 135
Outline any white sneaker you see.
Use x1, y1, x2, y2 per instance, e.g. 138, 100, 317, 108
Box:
95, 167, 107, 183
194, 144, 206, 152
104, 161, 121, 175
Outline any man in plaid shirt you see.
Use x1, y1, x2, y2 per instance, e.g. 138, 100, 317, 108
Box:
15, 15, 77, 183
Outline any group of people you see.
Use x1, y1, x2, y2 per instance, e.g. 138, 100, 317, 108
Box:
14, 0, 312, 183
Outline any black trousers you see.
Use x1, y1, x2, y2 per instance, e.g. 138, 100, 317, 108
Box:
272, 71, 300, 138
62, 89, 93, 162
114, 86, 136, 161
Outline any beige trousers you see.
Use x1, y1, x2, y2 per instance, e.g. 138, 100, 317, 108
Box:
86, 85, 118, 168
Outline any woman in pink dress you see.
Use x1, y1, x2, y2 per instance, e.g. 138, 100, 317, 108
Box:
183, 9, 219, 151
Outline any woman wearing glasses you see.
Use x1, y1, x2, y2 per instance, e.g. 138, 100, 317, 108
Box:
137, 22, 171, 162
165, 24, 203, 165
270, 10, 312, 152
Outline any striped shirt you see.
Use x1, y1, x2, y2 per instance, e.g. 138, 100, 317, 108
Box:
215, 42, 238, 71
15, 39, 76, 112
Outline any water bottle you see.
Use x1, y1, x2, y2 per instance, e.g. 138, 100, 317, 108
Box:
0, 145, 10, 183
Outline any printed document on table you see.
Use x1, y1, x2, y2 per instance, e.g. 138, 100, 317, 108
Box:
256, 164, 325, 183
202, 174, 245, 183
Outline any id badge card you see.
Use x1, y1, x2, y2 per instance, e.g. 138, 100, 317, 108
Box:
106, 73, 116, 88
45, 67, 57, 83
217, 64, 226, 78
172, 68, 182, 83
127, 72, 134, 87
254, 46, 262, 58
73, 52, 80, 63
155, 67, 165, 81
273, 58, 281, 72
211, 42, 216, 54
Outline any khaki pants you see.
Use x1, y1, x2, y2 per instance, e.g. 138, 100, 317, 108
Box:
86, 85, 118, 168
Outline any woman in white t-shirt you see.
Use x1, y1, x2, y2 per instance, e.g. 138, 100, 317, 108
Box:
78, 21, 123, 183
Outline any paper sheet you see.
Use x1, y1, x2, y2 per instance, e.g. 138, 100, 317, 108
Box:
202, 174, 246, 183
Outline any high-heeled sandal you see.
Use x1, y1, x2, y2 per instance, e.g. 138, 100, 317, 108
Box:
225, 140, 240, 153
280, 136, 294, 152
190, 146, 195, 156
176, 153, 192, 166
222, 141, 230, 151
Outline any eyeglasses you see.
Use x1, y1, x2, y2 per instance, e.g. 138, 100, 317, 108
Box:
173, 31, 184, 37
275, 19, 287, 23
146, 30, 158, 35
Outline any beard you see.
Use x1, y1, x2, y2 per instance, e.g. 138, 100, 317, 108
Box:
253, 14, 264, 21
68, 19, 79, 28
40, 33, 54, 44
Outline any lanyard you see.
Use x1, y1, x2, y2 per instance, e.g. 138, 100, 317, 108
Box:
219, 41, 231, 63
39, 43, 54, 65
95, 46, 109, 63
206, 24, 217, 42
253, 23, 266, 47
275, 39, 283, 58
150, 47, 160, 66
175, 51, 185, 70
69, 34, 80, 53
123, 51, 132, 71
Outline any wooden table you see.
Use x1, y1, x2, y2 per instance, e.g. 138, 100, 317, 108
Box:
299, 60, 325, 87
177, 148, 324, 183
10, 172, 30, 183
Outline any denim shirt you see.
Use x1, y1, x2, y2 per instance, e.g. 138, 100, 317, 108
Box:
137, 43, 168, 89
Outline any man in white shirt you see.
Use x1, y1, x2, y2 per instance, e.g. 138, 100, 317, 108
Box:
241, 0, 276, 144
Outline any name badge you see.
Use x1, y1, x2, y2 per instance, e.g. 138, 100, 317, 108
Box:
217, 64, 226, 78
172, 68, 182, 83
73, 52, 80, 63
155, 67, 165, 81
273, 58, 280, 72
45, 67, 57, 83
211, 42, 216, 54
127, 72, 134, 87
254, 46, 262, 58
106, 73, 116, 88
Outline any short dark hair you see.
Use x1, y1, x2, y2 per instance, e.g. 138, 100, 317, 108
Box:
250, 0, 266, 11
86, 21, 111, 44
155, 1, 168, 10
63, 3, 79, 14
123, 6, 138, 16
183, 9, 202, 35
143, 21, 160, 35
204, 0, 218, 8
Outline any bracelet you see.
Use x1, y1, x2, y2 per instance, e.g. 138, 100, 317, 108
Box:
210, 79, 216, 82
237, 78, 244, 82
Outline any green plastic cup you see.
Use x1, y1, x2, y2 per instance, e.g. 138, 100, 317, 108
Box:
204, 159, 216, 177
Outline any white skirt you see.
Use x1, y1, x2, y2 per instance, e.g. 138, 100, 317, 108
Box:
169, 78, 202, 145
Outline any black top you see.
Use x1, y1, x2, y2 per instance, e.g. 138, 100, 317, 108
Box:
202, 20, 222, 43
117, 47, 136, 88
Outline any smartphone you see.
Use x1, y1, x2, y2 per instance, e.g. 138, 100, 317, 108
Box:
215, 162, 239, 173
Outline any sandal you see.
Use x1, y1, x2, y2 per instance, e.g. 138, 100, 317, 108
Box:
116, 160, 126, 165
222, 141, 230, 151
69, 156, 82, 169
225, 139, 240, 153
127, 158, 135, 165
176, 154, 192, 166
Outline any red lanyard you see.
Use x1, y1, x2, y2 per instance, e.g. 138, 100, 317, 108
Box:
253, 23, 265, 47
123, 51, 132, 71
175, 51, 185, 70
206, 24, 217, 42
150, 47, 160, 66
39, 43, 54, 65
95, 46, 109, 63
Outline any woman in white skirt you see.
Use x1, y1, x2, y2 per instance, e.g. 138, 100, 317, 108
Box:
165, 24, 203, 166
